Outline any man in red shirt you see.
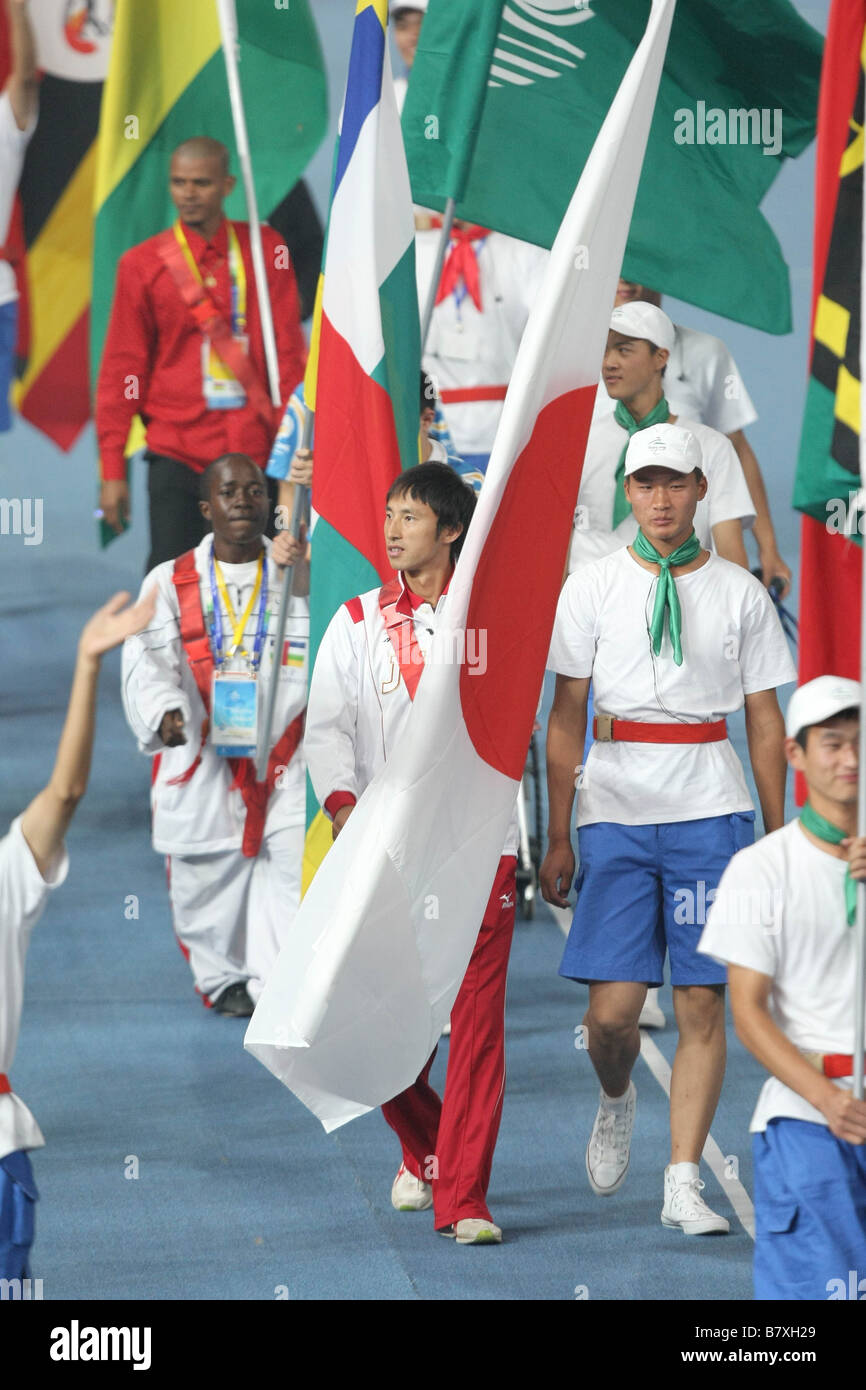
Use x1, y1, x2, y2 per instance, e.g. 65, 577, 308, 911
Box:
97, 137, 307, 571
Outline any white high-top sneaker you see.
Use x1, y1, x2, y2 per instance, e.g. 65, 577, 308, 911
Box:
585, 1082, 636, 1195
661, 1164, 730, 1235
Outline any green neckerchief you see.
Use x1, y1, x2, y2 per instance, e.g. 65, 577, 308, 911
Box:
612, 395, 670, 529
800, 801, 857, 925
631, 528, 701, 667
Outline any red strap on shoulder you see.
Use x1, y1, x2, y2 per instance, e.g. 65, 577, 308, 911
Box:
167, 550, 212, 786
0, 1073, 11, 1095
155, 227, 275, 428
344, 596, 364, 624
378, 579, 424, 701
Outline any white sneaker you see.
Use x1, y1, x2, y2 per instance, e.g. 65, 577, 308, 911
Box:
661, 1166, 730, 1235
639, 988, 666, 1029
585, 1082, 636, 1195
391, 1162, 433, 1211
448, 1218, 502, 1244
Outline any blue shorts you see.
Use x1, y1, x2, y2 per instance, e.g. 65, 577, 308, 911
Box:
559, 812, 755, 987
0, 300, 16, 433
753, 1118, 866, 1301
0, 1148, 37, 1280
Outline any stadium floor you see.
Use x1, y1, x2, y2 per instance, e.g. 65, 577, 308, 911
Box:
2, 424, 795, 1303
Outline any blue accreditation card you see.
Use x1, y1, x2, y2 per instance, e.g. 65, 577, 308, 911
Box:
211, 671, 258, 757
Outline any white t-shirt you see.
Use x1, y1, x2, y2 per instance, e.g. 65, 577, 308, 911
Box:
698, 821, 858, 1133
0, 91, 37, 306
592, 323, 758, 435
0, 815, 68, 1160
547, 548, 796, 827
569, 411, 756, 572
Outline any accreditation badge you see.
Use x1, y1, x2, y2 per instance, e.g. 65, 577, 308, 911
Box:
202, 334, 248, 410
210, 670, 258, 756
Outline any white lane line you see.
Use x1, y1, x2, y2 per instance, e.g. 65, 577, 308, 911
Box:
545, 901, 755, 1239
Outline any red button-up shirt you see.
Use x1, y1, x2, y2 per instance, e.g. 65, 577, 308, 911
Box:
96, 219, 307, 481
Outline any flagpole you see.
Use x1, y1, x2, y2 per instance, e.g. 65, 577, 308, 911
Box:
855, 167, 866, 1100
216, 0, 281, 407
420, 196, 456, 349
255, 409, 313, 781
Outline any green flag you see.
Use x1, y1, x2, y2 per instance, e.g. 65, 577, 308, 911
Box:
402, 0, 822, 333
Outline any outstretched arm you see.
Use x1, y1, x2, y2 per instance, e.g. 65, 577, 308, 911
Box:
20, 589, 157, 877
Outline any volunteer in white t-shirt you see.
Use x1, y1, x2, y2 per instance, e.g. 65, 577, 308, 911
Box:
542, 422, 795, 1236
0, 0, 38, 433
699, 676, 866, 1299
570, 302, 755, 574
593, 279, 791, 595
0, 587, 156, 1280
572, 300, 758, 1032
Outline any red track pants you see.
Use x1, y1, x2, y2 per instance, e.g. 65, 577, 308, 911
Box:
381, 856, 517, 1229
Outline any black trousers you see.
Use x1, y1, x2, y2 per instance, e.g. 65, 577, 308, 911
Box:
145, 454, 279, 574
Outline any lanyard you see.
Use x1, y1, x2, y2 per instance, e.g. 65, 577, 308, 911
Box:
208, 551, 268, 669
173, 220, 247, 336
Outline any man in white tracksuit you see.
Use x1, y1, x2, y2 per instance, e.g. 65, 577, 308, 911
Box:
305, 461, 518, 1245
122, 453, 308, 1016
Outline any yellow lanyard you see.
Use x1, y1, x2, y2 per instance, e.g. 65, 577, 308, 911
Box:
213, 554, 263, 659
173, 220, 247, 334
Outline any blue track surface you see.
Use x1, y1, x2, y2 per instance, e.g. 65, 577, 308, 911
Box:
0, 422, 792, 1301
0, 0, 823, 1299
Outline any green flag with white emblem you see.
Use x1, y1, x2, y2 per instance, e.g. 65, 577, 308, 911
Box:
402, 0, 822, 333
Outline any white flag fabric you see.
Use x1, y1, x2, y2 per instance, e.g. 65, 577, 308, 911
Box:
245, 0, 677, 1131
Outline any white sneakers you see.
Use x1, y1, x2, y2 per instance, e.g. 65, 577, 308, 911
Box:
439, 1218, 503, 1245
391, 1165, 501, 1242
390, 1163, 433, 1211
661, 1164, 730, 1235
586, 1082, 637, 1195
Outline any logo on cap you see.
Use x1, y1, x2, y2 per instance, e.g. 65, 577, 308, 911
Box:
648, 438, 667, 454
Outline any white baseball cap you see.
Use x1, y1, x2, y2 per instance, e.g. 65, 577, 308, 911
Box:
624, 422, 703, 477
785, 675, 861, 740
610, 301, 675, 355
390, 0, 428, 12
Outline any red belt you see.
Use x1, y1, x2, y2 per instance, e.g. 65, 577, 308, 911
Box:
439, 385, 507, 404
593, 716, 728, 744
0, 1074, 10, 1095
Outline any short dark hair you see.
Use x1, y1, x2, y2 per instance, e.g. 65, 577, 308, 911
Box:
795, 707, 859, 751
199, 452, 263, 501
645, 338, 667, 379
386, 462, 476, 560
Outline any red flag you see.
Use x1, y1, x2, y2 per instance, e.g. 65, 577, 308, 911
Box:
796, 0, 863, 704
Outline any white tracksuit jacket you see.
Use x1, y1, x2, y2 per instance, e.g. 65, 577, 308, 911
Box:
305, 576, 519, 854
122, 534, 308, 856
